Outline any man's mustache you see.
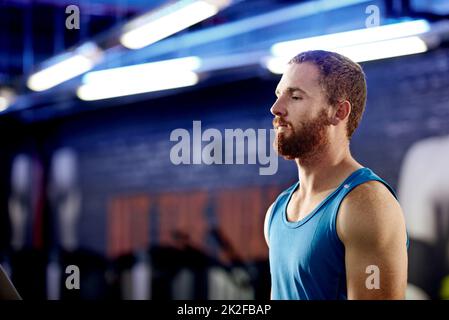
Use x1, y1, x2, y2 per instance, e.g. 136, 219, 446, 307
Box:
273, 117, 291, 128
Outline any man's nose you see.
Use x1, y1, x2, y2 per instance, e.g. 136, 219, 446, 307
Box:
270, 98, 286, 117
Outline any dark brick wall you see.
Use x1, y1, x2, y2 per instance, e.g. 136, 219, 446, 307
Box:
351, 48, 449, 188
1, 47, 449, 258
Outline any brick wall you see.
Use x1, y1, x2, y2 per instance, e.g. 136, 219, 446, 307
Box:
1, 47, 449, 259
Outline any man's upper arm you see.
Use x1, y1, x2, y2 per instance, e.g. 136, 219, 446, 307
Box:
337, 181, 408, 300
264, 203, 274, 248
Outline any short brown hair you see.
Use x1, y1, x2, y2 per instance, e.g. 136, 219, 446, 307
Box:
289, 50, 367, 139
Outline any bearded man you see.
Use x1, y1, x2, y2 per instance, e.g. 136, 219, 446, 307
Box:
264, 50, 408, 300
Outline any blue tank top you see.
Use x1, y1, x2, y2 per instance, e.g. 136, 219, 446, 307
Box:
268, 167, 405, 300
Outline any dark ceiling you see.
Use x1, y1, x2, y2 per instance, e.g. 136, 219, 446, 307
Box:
0, 0, 448, 118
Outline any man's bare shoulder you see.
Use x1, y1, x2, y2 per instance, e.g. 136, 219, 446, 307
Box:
342, 179, 400, 211
337, 180, 406, 246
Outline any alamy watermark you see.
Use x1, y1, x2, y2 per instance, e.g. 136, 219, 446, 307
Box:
66, 5, 80, 30
365, 265, 380, 290
65, 264, 80, 290
169, 121, 278, 175
365, 5, 380, 28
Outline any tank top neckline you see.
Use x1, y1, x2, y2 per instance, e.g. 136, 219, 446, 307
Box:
282, 167, 369, 228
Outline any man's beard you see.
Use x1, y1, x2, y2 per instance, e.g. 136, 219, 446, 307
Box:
273, 108, 332, 161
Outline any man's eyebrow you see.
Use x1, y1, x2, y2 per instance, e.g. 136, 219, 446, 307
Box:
287, 87, 308, 95
275, 87, 308, 96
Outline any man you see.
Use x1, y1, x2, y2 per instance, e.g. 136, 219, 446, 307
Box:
264, 50, 408, 300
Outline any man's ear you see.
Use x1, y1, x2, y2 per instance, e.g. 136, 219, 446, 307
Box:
331, 100, 351, 125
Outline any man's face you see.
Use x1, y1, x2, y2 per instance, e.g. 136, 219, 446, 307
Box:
271, 62, 332, 161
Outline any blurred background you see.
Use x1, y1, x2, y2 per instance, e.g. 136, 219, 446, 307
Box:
0, 0, 449, 300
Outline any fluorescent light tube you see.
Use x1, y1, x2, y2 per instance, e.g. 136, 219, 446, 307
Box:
27, 42, 102, 91
82, 57, 201, 84
121, 0, 229, 50
266, 36, 428, 74
270, 20, 430, 58
77, 57, 201, 100
0, 96, 9, 112
77, 72, 199, 101
337, 36, 428, 62
0, 88, 16, 112
27, 55, 93, 92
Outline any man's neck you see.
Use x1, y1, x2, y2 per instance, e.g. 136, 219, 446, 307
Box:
294, 143, 362, 197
